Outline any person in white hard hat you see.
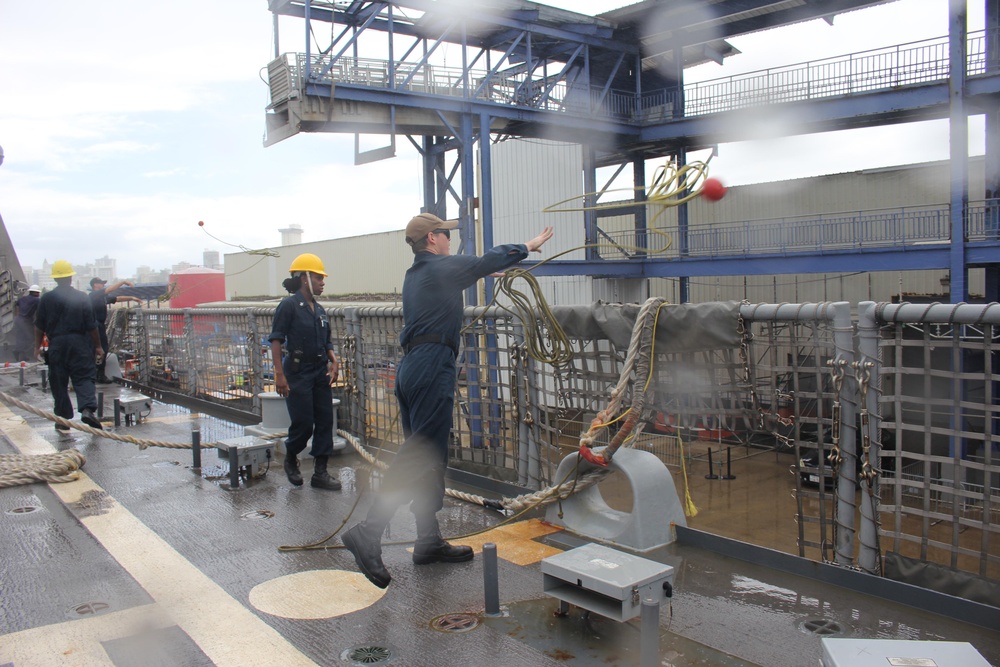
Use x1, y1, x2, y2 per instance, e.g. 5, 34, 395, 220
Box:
13, 284, 41, 362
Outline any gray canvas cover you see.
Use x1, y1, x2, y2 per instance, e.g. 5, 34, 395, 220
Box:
551, 300, 741, 352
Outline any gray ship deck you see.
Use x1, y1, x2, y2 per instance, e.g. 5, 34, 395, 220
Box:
1, 368, 997, 667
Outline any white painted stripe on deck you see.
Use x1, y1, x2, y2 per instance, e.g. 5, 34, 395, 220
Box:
0, 604, 166, 667
0, 405, 318, 667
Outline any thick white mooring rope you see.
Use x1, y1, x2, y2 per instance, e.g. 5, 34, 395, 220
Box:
0, 450, 87, 488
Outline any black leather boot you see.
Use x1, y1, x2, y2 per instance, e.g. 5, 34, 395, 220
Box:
284, 455, 303, 486
80, 408, 102, 430
412, 514, 473, 565
342, 522, 391, 588
310, 456, 342, 490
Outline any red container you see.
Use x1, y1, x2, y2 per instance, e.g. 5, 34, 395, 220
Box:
168, 268, 225, 309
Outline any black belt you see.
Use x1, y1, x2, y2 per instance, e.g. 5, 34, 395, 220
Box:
402, 334, 458, 356
302, 353, 327, 365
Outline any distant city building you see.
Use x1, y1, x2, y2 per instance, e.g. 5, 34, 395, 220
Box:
279, 224, 303, 246
93, 255, 116, 284
134, 265, 171, 284
203, 249, 221, 270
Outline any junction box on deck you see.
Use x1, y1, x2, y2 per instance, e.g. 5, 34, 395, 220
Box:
116, 391, 152, 426
216, 435, 275, 485
541, 542, 674, 622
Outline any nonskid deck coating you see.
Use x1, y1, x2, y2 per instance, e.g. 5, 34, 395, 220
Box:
0, 369, 997, 666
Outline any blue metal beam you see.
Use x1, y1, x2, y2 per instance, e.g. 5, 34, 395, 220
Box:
522, 244, 979, 279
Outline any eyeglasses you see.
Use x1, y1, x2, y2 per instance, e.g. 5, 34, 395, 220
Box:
432, 228, 451, 239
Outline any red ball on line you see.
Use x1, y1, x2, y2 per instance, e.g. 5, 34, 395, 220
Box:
198, 221, 205, 226
701, 177, 727, 201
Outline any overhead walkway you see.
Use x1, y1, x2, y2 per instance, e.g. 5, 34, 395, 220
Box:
266, 28, 1000, 154
522, 199, 1000, 278
263, 0, 1000, 300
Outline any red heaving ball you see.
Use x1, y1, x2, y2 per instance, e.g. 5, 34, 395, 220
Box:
701, 177, 727, 201
198, 220, 205, 226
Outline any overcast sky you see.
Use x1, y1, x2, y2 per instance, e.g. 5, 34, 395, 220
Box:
0, 0, 983, 279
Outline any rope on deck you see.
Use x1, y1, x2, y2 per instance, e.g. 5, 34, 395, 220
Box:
0, 450, 87, 487
0, 389, 225, 451
0, 389, 611, 510
336, 425, 609, 513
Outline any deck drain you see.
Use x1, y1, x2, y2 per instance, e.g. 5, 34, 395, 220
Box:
5, 505, 41, 515
71, 601, 109, 616
798, 617, 844, 637
429, 612, 481, 633
241, 510, 274, 520
342, 644, 394, 664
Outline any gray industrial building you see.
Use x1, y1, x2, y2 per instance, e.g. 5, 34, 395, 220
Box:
225, 148, 986, 306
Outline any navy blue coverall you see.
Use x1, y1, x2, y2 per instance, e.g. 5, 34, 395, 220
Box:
13, 292, 39, 362
35, 284, 99, 420
383, 243, 529, 518
268, 294, 336, 458
89, 287, 117, 377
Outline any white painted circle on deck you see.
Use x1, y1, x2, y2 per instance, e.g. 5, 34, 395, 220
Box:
249, 570, 385, 619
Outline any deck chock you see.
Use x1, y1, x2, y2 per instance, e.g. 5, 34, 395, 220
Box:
545, 447, 686, 551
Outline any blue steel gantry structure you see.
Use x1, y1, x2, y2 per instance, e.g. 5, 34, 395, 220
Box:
263, 0, 1000, 304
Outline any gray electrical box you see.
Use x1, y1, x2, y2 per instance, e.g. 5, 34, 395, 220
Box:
541, 542, 674, 622
821, 638, 991, 667
216, 435, 275, 478
117, 391, 152, 425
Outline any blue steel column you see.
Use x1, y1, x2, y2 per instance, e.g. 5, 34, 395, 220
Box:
949, 0, 969, 303
677, 148, 690, 303
480, 113, 495, 289
422, 137, 436, 214
479, 112, 504, 452
304, 0, 312, 80
986, 0, 1000, 301
674, 44, 690, 303
634, 155, 647, 257
583, 147, 598, 261
457, 113, 487, 448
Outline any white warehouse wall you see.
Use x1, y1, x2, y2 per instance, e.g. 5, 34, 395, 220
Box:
224, 143, 987, 306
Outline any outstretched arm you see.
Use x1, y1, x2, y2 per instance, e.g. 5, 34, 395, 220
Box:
525, 226, 554, 252
106, 280, 133, 293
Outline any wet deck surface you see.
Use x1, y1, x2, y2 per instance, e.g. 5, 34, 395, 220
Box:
1, 366, 998, 666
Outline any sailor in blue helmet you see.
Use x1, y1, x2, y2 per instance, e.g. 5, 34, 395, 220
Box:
269, 253, 342, 491
342, 212, 553, 588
